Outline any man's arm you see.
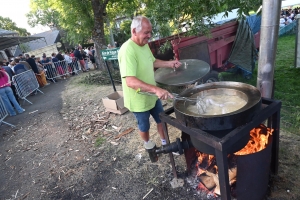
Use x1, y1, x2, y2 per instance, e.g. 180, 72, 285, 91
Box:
153, 59, 181, 69
125, 76, 173, 100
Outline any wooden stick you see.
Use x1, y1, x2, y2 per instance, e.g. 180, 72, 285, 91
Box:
142, 188, 153, 199
114, 127, 134, 139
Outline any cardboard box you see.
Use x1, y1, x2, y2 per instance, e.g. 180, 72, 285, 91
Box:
102, 91, 129, 115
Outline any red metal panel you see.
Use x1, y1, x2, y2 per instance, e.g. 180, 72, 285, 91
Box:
207, 35, 236, 53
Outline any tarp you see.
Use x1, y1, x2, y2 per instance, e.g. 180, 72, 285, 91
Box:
246, 14, 262, 35
228, 20, 257, 74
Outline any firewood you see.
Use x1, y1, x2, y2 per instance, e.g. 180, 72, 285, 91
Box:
199, 173, 216, 190
114, 127, 134, 139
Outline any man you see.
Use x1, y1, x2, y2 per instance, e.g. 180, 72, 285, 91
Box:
25, 54, 49, 87
73, 45, 86, 71
18, 54, 25, 61
118, 16, 181, 149
41, 55, 57, 82
56, 51, 64, 61
25, 54, 39, 74
13, 58, 27, 74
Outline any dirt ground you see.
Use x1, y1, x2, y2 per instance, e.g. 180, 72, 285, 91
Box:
1, 71, 300, 200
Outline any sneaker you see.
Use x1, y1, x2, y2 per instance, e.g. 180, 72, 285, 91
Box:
45, 83, 50, 86
144, 140, 156, 150
18, 109, 25, 114
172, 151, 180, 156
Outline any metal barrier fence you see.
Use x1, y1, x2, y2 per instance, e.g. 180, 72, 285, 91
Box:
12, 70, 44, 105
0, 97, 15, 127
43, 58, 82, 82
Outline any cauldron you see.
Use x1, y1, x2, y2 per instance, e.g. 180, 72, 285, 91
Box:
173, 81, 262, 154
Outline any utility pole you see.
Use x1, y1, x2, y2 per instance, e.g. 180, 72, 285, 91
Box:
295, 15, 300, 68
257, 0, 282, 98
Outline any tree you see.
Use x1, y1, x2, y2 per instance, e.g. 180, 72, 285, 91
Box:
143, 0, 262, 37
27, 0, 261, 68
0, 16, 30, 36
26, 0, 60, 28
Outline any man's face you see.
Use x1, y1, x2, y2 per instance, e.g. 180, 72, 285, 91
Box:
133, 19, 152, 46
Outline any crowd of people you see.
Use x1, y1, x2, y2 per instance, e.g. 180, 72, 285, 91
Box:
0, 44, 96, 118
279, 7, 299, 27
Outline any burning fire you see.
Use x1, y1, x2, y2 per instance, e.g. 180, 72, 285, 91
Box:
194, 124, 273, 196
234, 124, 273, 155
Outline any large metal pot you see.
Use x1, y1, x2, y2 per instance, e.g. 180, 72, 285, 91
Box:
174, 81, 262, 154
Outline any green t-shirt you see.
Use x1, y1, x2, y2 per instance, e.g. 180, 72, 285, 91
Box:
118, 39, 158, 112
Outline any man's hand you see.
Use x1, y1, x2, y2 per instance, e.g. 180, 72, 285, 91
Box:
169, 60, 182, 69
154, 87, 173, 100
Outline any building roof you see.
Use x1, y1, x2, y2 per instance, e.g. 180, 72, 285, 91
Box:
25, 29, 60, 51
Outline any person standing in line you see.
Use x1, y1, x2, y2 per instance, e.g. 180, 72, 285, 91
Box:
0, 61, 19, 103
56, 51, 65, 61
118, 16, 181, 149
64, 52, 75, 75
88, 47, 96, 69
0, 64, 25, 116
81, 49, 90, 71
73, 46, 86, 72
25, 54, 40, 74
13, 58, 27, 74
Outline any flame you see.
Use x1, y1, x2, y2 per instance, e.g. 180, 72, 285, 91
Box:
194, 124, 273, 196
234, 124, 273, 156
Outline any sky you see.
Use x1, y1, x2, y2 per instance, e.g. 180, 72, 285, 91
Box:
0, 0, 299, 36
0, 0, 50, 35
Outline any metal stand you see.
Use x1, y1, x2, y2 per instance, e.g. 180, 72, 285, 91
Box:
104, 61, 116, 92
159, 98, 281, 200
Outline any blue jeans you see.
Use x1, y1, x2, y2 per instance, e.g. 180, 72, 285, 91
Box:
132, 100, 164, 132
0, 86, 24, 116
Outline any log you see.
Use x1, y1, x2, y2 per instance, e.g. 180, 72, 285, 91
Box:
199, 173, 216, 190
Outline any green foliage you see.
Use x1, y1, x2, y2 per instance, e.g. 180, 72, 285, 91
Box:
144, 0, 262, 36
26, 0, 60, 28
113, 20, 132, 45
95, 136, 106, 147
0, 16, 30, 36
26, 0, 263, 49
28, 0, 94, 45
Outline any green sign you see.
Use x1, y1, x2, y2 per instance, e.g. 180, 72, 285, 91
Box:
100, 48, 120, 61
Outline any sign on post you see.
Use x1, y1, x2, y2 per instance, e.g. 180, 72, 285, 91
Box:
100, 48, 120, 61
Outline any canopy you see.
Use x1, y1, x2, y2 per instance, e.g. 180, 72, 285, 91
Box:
0, 28, 44, 50
0, 36, 45, 50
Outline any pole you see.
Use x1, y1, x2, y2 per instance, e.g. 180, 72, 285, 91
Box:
256, 0, 282, 98
295, 15, 300, 68
105, 61, 116, 92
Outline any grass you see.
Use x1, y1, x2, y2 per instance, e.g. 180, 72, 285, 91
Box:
220, 34, 300, 134
95, 136, 106, 147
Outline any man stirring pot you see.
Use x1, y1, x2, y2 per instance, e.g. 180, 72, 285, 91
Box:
118, 16, 181, 150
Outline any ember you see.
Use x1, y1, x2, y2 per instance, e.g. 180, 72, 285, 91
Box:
194, 124, 273, 196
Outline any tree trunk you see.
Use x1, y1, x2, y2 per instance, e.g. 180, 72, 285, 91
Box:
91, 0, 109, 70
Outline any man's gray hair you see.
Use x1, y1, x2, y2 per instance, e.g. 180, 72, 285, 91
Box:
131, 16, 151, 33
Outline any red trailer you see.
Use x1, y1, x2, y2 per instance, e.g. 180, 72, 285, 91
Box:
148, 19, 260, 82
